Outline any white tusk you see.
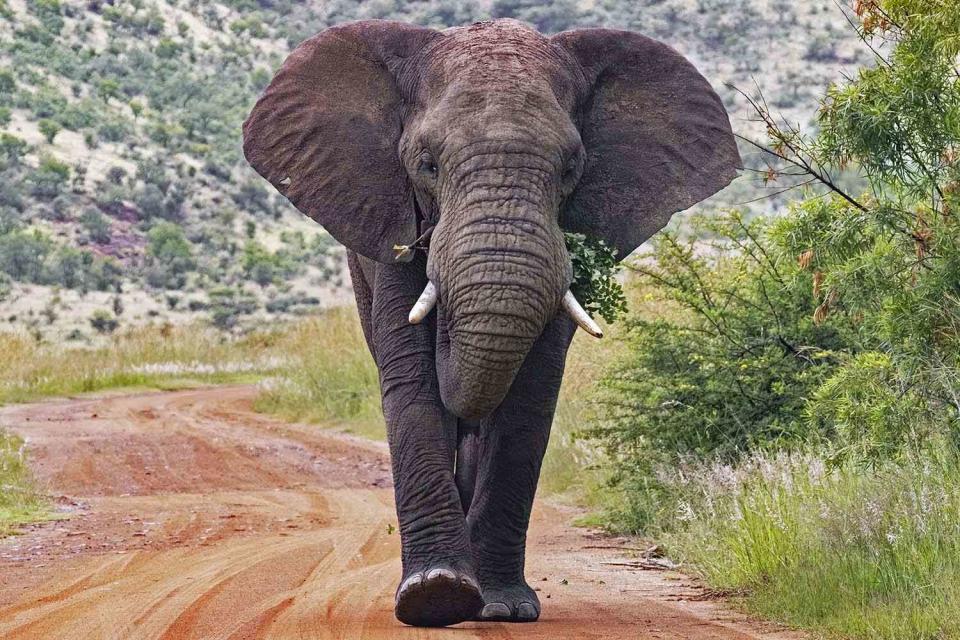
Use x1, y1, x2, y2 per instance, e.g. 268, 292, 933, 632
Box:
562, 290, 603, 338
408, 281, 438, 324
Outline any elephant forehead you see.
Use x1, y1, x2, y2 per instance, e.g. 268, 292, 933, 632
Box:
421, 20, 575, 102
412, 83, 577, 160
433, 79, 562, 119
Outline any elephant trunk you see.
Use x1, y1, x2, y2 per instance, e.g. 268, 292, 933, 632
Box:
430, 203, 571, 421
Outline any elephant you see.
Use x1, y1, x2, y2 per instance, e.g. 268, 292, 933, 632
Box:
243, 18, 739, 627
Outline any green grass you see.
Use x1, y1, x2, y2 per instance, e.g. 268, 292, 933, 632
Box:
654, 450, 960, 639
0, 429, 50, 537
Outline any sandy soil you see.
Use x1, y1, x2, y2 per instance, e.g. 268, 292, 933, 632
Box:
0, 386, 802, 639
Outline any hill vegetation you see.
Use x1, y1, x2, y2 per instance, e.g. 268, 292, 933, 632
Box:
0, 0, 862, 341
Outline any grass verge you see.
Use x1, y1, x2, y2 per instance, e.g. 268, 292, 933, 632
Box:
651, 450, 960, 639
0, 325, 290, 404
0, 429, 50, 537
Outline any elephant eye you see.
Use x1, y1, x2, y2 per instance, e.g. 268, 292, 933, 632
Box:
418, 152, 438, 179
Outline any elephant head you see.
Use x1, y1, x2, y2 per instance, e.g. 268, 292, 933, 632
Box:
243, 19, 740, 420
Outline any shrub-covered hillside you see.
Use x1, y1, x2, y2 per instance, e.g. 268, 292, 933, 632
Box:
0, 0, 349, 341
0, 0, 864, 341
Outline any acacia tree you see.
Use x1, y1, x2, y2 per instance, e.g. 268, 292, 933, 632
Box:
757, 0, 960, 456
592, 0, 960, 529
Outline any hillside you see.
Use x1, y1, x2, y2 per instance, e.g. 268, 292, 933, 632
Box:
0, 0, 867, 341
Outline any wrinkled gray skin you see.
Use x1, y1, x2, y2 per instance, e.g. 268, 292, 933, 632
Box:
244, 18, 739, 627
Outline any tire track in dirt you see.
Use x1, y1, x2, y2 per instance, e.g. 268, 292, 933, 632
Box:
0, 386, 802, 639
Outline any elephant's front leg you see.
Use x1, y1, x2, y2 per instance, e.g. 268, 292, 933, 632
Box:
467, 315, 576, 622
369, 260, 483, 627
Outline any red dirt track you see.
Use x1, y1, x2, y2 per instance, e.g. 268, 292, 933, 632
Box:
0, 386, 801, 639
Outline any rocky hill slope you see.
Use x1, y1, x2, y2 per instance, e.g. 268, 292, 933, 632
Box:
0, 0, 866, 340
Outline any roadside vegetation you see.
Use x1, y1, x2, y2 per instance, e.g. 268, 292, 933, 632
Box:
0, 324, 286, 404
0, 429, 49, 537
252, 309, 383, 440
584, 2, 960, 637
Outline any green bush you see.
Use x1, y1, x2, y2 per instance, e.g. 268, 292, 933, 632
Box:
0, 230, 51, 281
0, 134, 27, 166
38, 118, 60, 143
229, 15, 267, 38
145, 222, 195, 289
208, 286, 258, 329
97, 118, 130, 143
0, 70, 15, 96
588, 211, 863, 529
89, 309, 118, 334
57, 100, 100, 130
28, 156, 70, 200
80, 207, 111, 244
134, 184, 167, 219
96, 78, 120, 103
231, 181, 273, 217
27, 0, 64, 34
242, 240, 295, 287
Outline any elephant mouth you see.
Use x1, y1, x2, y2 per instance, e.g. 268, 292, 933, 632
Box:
408, 280, 602, 338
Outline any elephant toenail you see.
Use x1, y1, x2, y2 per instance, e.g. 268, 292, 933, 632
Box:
480, 603, 512, 619
460, 575, 480, 591
517, 602, 538, 620
399, 572, 424, 593
426, 568, 456, 582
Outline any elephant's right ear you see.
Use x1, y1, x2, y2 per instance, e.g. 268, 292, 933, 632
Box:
243, 21, 439, 263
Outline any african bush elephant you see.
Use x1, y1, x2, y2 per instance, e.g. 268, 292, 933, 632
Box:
243, 18, 739, 627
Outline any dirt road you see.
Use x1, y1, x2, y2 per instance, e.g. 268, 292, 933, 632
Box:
0, 386, 799, 639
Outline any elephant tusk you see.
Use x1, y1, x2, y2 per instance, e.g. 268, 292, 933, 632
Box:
408, 281, 438, 324
562, 290, 603, 338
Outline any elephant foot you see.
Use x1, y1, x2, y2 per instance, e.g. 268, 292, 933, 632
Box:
473, 582, 541, 622
394, 566, 484, 627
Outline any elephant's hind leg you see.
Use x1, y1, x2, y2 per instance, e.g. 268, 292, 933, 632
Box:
467, 316, 576, 622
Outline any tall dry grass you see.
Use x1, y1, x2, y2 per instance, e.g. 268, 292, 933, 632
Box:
0, 325, 286, 404
0, 429, 49, 536
252, 308, 384, 440
657, 450, 960, 639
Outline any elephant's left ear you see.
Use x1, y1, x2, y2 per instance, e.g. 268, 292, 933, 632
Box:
552, 29, 741, 260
